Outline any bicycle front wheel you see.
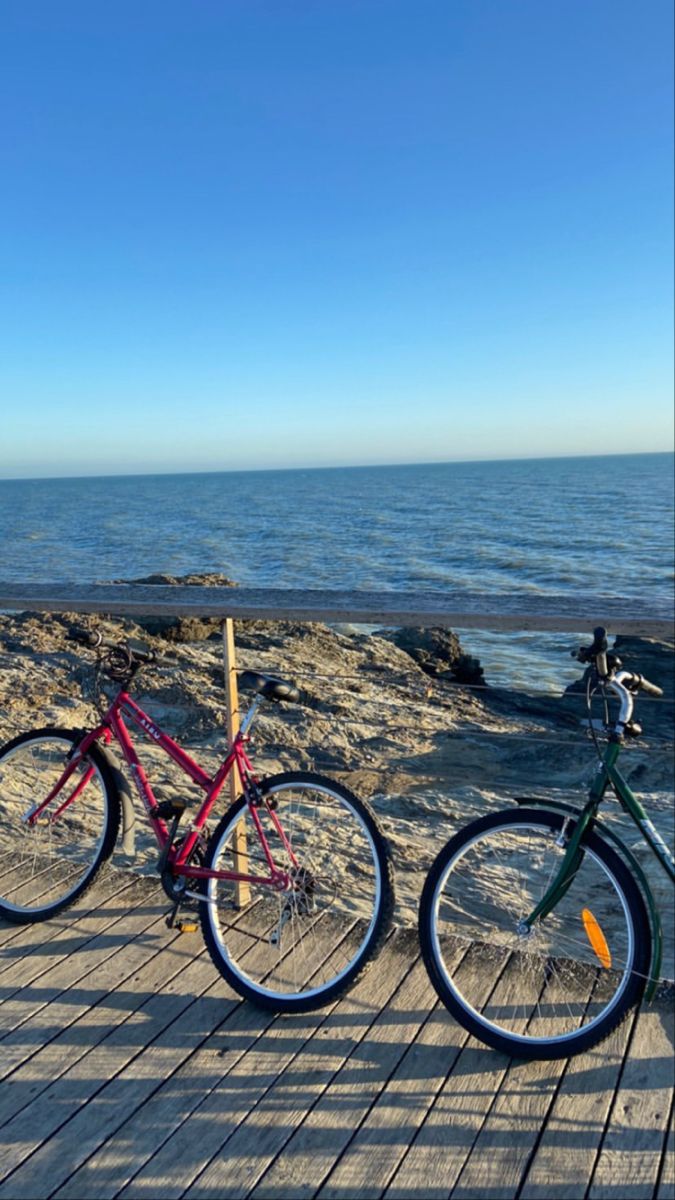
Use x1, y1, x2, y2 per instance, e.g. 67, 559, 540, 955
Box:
419, 807, 650, 1059
200, 771, 395, 1012
0, 728, 120, 922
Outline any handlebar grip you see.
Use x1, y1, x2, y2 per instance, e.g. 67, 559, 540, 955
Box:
67, 628, 102, 648
67, 628, 155, 663
609, 668, 664, 698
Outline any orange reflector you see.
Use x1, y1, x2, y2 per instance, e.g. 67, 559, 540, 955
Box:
582, 908, 612, 969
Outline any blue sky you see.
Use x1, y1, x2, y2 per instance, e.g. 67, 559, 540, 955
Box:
1, 0, 673, 478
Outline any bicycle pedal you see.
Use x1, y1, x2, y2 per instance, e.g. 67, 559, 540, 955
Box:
176, 920, 199, 934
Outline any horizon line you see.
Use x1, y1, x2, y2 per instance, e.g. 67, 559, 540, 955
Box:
0, 448, 672, 484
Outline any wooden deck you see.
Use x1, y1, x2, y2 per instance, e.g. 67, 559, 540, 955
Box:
0, 872, 672, 1200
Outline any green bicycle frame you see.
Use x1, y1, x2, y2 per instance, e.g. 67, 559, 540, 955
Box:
521, 738, 675, 1000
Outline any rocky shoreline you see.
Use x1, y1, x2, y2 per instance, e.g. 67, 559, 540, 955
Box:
0, 574, 672, 970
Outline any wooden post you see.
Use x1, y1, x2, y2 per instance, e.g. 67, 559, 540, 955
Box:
222, 618, 250, 908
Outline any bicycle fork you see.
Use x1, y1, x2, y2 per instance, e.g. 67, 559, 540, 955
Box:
518, 779, 604, 938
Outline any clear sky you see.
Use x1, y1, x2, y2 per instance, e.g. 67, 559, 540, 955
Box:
0, 0, 673, 478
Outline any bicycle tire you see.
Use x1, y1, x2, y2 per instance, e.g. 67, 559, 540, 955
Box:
199, 771, 395, 1012
419, 807, 650, 1059
0, 727, 121, 923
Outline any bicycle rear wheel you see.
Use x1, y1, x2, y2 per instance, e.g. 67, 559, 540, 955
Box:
200, 771, 395, 1012
418, 807, 650, 1059
0, 728, 120, 922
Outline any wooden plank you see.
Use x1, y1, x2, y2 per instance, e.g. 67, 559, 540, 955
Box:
656, 1109, 674, 1200
0, 877, 160, 1034
588, 999, 675, 1200
55, 921, 380, 1199
0, 843, 123, 915
317, 1000, 468, 1199
0, 936, 198, 1136
0, 858, 84, 911
0, 906, 263, 1159
0, 907, 179, 1088
178, 934, 414, 1199
2, 901, 355, 1197
449, 957, 603, 1199
251, 951, 439, 1200
0, 866, 140, 956
116, 926, 408, 1200
382, 948, 555, 1199
0, 952, 229, 1195
519, 1011, 643, 1199
0, 581, 672, 636
180, 937, 458, 1200
222, 617, 249, 907
0, 874, 152, 1002
0, 888, 672, 1200
58, 991, 281, 1200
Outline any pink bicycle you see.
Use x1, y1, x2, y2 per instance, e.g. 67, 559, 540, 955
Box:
0, 628, 394, 1012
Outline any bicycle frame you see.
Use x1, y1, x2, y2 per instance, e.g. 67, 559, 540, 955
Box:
24, 689, 297, 890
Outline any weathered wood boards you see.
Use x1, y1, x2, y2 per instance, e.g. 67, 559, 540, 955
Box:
0, 880, 672, 1200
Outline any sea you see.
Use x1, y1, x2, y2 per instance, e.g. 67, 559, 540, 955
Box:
1, 452, 673, 691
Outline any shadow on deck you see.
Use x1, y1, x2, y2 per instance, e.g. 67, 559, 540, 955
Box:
0, 872, 672, 1200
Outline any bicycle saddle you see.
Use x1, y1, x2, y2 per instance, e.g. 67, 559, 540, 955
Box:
237, 670, 300, 703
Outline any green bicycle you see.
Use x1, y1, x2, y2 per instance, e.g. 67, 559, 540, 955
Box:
419, 627, 674, 1059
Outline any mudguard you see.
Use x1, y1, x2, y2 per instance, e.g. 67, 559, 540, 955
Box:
514, 796, 663, 1000
95, 742, 137, 857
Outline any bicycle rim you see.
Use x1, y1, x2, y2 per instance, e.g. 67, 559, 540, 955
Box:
203, 776, 387, 1005
0, 733, 111, 916
425, 813, 644, 1052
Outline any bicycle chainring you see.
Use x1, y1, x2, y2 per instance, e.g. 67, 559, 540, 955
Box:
160, 835, 207, 903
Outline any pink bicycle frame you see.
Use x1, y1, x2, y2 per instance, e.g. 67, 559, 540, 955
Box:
27, 689, 298, 889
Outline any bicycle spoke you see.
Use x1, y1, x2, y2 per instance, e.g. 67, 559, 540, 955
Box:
0, 732, 114, 919
200, 773, 392, 1010
422, 811, 645, 1054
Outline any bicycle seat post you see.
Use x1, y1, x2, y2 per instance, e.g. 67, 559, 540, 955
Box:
239, 696, 262, 738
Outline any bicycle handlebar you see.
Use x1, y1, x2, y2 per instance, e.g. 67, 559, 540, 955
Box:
67, 627, 157, 665
68, 629, 109, 649
573, 626, 609, 676
617, 670, 664, 698
572, 627, 663, 697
